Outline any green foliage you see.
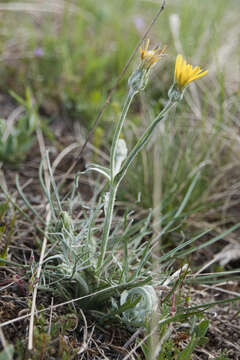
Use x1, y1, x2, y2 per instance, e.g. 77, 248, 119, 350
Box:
176, 319, 209, 360
215, 354, 230, 360
141, 317, 209, 359
39, 167, 155, 314
0, 202, 15, 265
0, 89, 37, 164
0, 116, 34, 164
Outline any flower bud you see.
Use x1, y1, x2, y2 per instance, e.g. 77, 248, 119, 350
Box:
168, 82, 184, 102
128, 39, 166, 94
128, 68, 149, 93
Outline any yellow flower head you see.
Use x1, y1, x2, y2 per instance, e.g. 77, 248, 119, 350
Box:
140, 39, 167, 69
174, 54, 208, 89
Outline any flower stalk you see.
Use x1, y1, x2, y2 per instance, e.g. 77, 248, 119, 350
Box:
96, 50, 208, 276
110, 90, 136, 181
97, 40, 168, 274
115, 100, 175, 185
97, 90, 136, 273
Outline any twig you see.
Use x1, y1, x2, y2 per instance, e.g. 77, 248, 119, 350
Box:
28, 127, 51, 351
77, 309, 89, 354
0, 328, 12, 360
123, 327, 144, 349
200, 283, 240, 297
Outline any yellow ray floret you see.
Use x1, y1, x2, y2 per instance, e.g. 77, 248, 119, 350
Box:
174, 54, 208, 89
140, 39, 167, 68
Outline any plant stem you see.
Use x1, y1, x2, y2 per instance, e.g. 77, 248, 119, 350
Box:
97, 89, 137, 273
110, 89, 136, 180
115, 100, 176, 185
97, 184, 117, 272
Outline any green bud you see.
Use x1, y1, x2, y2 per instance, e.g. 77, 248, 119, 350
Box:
168, 82, 184, 102
128, 68, 149, 93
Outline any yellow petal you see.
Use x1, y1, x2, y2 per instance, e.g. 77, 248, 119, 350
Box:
174, 54, 208, 89
188, 70, 208, 83
175, 54, 182, 81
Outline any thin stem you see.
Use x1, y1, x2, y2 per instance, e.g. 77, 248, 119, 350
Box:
28, 128, 51, 351
97, 184, 117, 272
97, 98, 173, 274
97, 90, 137, 273
110, 89, 136, 180
115, 101, 175, 185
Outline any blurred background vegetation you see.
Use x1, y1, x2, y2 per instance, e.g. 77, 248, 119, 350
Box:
0, 0, 238, 119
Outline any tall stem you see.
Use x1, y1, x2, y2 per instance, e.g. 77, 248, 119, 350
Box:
110, 89, 136, 180
97, 89, 136, 273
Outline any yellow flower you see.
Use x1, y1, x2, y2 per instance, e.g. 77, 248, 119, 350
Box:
140, 39, 167, 69
174, 54, 208, 89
